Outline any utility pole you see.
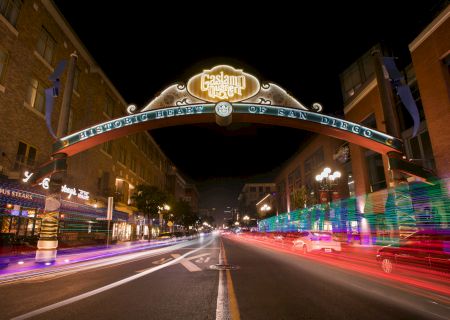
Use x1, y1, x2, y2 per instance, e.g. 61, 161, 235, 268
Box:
107, 197, 113, 248
36, 52, 78, 263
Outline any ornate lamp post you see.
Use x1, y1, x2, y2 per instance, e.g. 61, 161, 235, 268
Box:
315, 168, 341, 231
315, 167, 341, 203
243, 215, 250, 229
260, 204, 271, 213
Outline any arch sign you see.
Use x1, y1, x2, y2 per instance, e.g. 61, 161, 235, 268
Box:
53, 65, 403, 158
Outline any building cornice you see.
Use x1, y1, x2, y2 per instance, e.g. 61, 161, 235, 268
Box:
41, 0, 127, 107
343, 78, 377, 115
409, 4, 450, 52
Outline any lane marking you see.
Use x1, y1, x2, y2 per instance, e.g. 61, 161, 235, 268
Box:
216, 238, 240, 320
137, 253, 211, 273
171, 254, 202, 272
186, 253, 210, 261
215, 240, 229, 320
152, 257, 172, 265
223, 240, 240, 320
11, 238, 215, 320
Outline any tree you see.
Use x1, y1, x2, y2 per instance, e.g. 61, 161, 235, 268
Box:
132, 185, 168, 239
291, 185, 310, 210
172, 199, 198, 230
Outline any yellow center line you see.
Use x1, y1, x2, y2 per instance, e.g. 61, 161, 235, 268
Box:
220, 239, 241, 320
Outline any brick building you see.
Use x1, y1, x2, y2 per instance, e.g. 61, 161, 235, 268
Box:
409, 5, 450, 190
0, 0, 190, 242
274, 135, 350, 214
269, 4, 449, 240
238, 183, 276, 218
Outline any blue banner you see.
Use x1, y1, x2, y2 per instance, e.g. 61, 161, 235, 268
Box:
382, 57, 420, 137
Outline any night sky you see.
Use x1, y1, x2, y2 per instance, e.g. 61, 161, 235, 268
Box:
54, 0, 445, 217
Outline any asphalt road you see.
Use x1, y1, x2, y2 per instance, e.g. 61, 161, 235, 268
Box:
0, 233, 449, 320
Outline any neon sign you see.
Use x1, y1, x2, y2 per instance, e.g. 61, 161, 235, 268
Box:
24, 174, 90, 201
200, 71, 246, 100
187, 65, 260, 102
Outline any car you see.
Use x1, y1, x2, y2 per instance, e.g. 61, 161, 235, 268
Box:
157, 232, 175, 240
376, 230, 450, 274
292, 231, 342, 253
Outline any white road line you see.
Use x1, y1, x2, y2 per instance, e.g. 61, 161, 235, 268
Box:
171, 254, 202, 272
11, 239, 214, 320
152, 257, 171, 265
186, 253, 210, 261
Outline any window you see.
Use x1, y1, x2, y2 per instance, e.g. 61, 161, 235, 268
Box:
102, 140, 112, 155
276, 180, 287, 213
118, 146, 127, 165
396, 66, 425, 131
0, 48, 8, 83
14, 141, 37, 170
0, 0, 21, 26
97, 171, 110, 192
361, 53, 375, 81
36, 27, 56, 65
139, 165, 145, 178
342, 63, 362, 100
344, 162, 355, 197
67, 109, 73, 133
250, 187, 256, 192
130, 134, 138, 145
362, 113, 377, 130
26, 78, 45, 114
304, 147, 324, 190
73, 67, 80, 92
406, 130, 436, 171
340, 45, 379, 102
365, 151, 386, 192
130, 157, 136, 172
104, 94, 114, 117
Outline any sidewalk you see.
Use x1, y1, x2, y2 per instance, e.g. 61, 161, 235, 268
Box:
0, 237, 187, 276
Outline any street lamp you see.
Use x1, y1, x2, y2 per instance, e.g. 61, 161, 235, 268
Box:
315, 167, 341, 231
260, 204, 271, 212
243, 215, 250, 228
158, 204, 171, 232
315, 167, 341, 203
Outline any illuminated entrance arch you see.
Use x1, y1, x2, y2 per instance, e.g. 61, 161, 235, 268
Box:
53, 65, 403, 158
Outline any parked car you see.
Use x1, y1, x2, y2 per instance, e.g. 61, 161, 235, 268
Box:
376, 230, 450, 274
292, 231, 342, 253
157, 232, 175, 240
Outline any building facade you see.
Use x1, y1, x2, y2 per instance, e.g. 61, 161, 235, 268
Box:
0, 0, 190, 244
409, 6, 450, 191
184, 184, 199, 214
238, 183, 276, 218
274, 135, 350, 215
268, 4, 449, 242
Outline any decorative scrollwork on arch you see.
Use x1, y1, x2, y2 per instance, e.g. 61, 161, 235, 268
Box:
127, 104, 137, 114
311, 102, 323, 113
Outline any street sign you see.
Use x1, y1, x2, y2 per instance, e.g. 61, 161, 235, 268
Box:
167, 221, 173, 227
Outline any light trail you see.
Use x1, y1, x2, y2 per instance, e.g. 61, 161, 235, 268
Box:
0, 238, 197, 285
225, 234, 450, 300
11, 237, 216, 320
